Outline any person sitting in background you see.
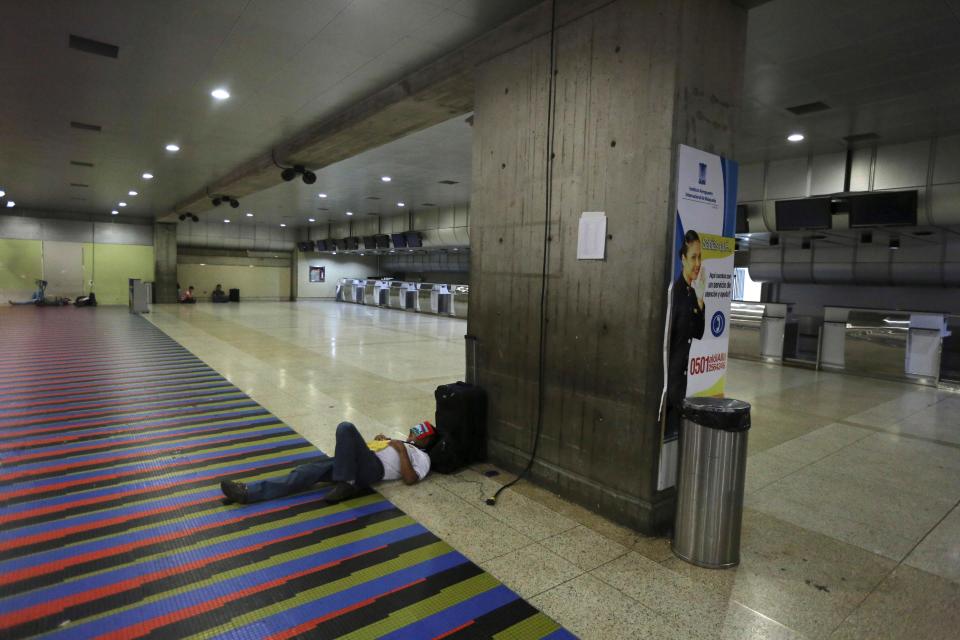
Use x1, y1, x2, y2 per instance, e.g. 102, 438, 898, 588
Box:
179, 285, 196, 304
211, 283, 229, 303
220, 420, 436, 504
8, 279, 47, 305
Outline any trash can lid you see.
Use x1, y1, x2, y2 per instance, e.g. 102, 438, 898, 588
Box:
681, 397, 751, 432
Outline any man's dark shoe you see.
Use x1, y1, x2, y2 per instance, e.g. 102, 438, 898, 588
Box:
323, 482, 359, 504
221, 480, 249, 504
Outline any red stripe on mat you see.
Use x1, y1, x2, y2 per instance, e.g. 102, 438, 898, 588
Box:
263, 578, 428, 640
0, 520, 372, 631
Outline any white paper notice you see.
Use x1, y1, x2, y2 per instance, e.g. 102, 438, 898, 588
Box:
577, 211, 606, 260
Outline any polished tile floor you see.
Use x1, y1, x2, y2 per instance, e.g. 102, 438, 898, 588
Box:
147, 301, 960, 640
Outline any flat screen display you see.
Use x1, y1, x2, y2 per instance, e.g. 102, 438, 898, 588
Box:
848, 191, 917, 227
362, 236, 377, 249
315, 239, 328, 251
375, 234, 391, 248
404, 231, 423, 248
343, 237, 359, 250
775, 198, 832, 231
391, 233, 407, 248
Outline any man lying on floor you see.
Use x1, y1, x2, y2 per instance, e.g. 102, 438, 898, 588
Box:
220, 420, 436, 504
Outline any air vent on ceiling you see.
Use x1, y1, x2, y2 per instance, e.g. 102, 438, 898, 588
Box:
70, 160, 94, 167
69, 34, 119, 59
317, 207, 329, 211
69, 182, 90, 188
843, 132, 880, 143
785, 101, 830, 115
70, 196, 87, 201
367, 212, 378, 216
364, 196, 380, 200
420, 202, 436, 207
70, 121, 101, 132
438, 180, 459, 185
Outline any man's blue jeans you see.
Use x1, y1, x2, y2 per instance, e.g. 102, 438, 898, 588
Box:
245, 422, 384, 502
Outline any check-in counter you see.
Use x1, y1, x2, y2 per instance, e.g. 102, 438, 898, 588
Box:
388, 282, 417, 310
363, 280, 389, 306
415, 283, 434, 313
451, 285, 469, 318
818, 307, 951, 385
433, 284, 451, 315
352, 280, 366, 304
339, 278, 361, 303
728, 302, 789, 362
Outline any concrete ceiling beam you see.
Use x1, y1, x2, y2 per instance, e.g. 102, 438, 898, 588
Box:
161, 0, 615, 222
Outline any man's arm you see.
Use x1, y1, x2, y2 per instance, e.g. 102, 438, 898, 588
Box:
388, 440, 420, 485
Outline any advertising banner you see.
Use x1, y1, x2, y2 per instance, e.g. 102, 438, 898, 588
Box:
657, 144, 738, 490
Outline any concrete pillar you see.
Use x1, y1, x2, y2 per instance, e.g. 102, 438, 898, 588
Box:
468, 0, 746, 534
153, 222, 178, 303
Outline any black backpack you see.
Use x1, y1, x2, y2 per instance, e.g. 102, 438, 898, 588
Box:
428, 382, 487, 474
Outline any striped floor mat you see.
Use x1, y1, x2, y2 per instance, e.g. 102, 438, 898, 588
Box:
0, 307, 575, 640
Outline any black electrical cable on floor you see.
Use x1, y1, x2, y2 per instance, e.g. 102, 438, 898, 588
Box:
487, 0, 559, 507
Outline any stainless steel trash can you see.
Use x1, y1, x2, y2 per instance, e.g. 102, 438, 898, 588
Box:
672, 397, 751, 568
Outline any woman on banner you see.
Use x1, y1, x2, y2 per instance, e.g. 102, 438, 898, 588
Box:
667, 229, 706, 439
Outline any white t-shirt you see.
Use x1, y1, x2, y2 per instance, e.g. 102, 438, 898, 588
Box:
375, 442, 431, 482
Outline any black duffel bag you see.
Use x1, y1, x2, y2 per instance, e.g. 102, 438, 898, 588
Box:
429, 381, 488, 474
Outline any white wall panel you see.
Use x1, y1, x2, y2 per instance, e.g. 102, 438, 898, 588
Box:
765, 157, 808, 200
933, 134, 960, 184
738, 162, 765, 202
42, 219, 94, 243
849, 147, 872, 192
0, 216, 44, 240
809, 152, 845, 195
874, 140, 930, 189
94, 222, 153, 245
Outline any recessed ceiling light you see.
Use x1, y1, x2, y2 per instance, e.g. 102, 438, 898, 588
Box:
245, 212, 253, 217
211, 88, 230, 100
111, 209, 118, 215
280, 223, 286, 227
359, 253, 364, 256
787, 133, 805, 142
0, 189, 5, 197
6, 201, 14, 208
345, 211, 353, 216
332, 251, 337, 255
318, 193, 327, 198
397, 202, 405, 207
165, 143, 180, 152
308, 218, 315, 222
200, 263, 206, 266
380, 176, 391, 182
128, 190, 138, 196
224, 219, 230, 223
118, 202, 127, 207
142, 172, 153, 180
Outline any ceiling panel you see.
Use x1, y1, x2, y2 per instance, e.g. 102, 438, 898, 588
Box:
735, 0, 960, 163
5, 0, 960, 225
0, 0, 540, 219
197, 112, 474, 228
